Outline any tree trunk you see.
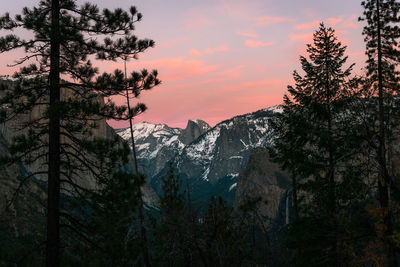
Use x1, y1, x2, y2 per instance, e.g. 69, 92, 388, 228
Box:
376, 1, 398, 265
124, 60, 151, 267
46, 0, 61, 266
324, 32, 338, 266
376, 0, 390, 211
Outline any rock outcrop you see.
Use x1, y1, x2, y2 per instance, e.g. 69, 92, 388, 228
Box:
234, 147, 290, 231
116, 119, 211, 180
179, 119, 210, 145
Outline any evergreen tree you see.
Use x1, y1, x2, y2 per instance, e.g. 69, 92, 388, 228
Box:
0, 1, 159, 265
63, 171, 145, 266
359, 0, 400, 264
200, 196, 250, 267
150, 163, 193, 266
360, 0, 400, 213
270, 24, 369, 265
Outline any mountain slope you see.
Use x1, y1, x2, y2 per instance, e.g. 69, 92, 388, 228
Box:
144, 106, 283, 206
234, 147, 290, 233
116, 120, 210, 179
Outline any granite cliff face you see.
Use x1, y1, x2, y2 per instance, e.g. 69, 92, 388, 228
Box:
117, 107, 284, 208
234, 147, 291, 232
116, 119, 210, 179
179, 119, 211, 145
0, 126, 46, 242
0, 79, 158, 241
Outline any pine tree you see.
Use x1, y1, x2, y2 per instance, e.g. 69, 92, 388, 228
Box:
64, 171, 145, 266
360, 0, 400, 213
0, 1, 159, 266
200, 196, 250, 267
359, 0, 400, 264
270, 24, 369, 265
150, 163, 193, 266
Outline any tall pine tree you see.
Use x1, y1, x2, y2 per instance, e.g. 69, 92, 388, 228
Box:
360, 0, 400, 264
0, 1, 159, 266
270, 24, 368, 265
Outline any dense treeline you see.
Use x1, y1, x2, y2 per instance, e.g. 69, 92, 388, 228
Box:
1, 0, 400, 266
271, 0, 400, 266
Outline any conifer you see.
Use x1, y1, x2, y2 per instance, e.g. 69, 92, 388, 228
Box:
0, 1, 159, 265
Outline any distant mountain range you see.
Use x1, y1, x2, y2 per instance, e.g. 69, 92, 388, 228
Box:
116, 105, 290, 221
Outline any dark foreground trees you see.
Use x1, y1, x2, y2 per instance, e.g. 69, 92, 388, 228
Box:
270, 0, 400, 264
0, 0, 159, 266
150, 164, 252, 267
270, 24, 372, 265
360, 0, 400, 264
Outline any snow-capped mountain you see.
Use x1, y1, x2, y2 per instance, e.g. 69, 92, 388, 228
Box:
115, 119, 210, 179
177, 107, 278, 183
152, 106, 281, 206
117, 106, 283, 207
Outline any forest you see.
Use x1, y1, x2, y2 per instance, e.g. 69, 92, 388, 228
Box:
0, 0, 400, 266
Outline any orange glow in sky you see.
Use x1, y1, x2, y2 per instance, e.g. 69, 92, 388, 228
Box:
0, 0, 367, 128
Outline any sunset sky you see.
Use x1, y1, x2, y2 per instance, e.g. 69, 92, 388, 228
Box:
0, 0, 367, 128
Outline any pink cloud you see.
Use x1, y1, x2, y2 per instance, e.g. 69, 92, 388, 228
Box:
198, 65, 243, 85
241, 79, 284, 89
205, 45, 230, 54
190, 49, 202, 56
245, 40, 274, 48
342, 15, 359, 29
327, 16, 343, 26
190, 45, 230, 56
295, 15, 359, 33
236, 30, 258, 38
124, 58, 218, 82
159, 37, 190, 48
348, 51, 365, 57
253, 16, 294, 26
289, 32, 314, 42
295, 20, 319, 31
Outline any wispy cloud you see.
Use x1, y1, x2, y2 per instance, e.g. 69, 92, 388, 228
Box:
126, 58, 218, 82
342, 15, 359, 29
205, 45, 230, 54
245, 40, 274, 48
295, 20, 319, 31
327, 16, 343, 26
289, 32, 314, 42
189, 45, 230, 56
236, 30, 259, 38
190, 49, 202, 56
159, 37, 190, 48
294, 15, 359, 32
253, 15, 294, 26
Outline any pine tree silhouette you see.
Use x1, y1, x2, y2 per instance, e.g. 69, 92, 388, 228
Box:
0, 1, 159, 266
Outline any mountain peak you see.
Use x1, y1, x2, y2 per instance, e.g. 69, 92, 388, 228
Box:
179, 119, 211, 145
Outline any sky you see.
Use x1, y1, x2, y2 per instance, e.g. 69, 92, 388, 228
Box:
0, 0, 367, 128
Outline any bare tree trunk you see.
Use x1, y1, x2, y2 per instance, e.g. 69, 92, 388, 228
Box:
46, 0, 61, 266
124, 60, 151, 267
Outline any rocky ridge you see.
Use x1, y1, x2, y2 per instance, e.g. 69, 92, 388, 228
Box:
117, 106, 287, 208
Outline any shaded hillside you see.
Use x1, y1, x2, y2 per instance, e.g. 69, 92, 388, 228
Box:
149, 106, 282, 207
234, 147, 291, 234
